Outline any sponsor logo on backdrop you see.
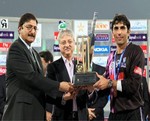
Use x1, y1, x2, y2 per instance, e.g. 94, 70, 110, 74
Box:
129, 34, 147, 41
0, 55, 7, 65
0, 42, 11, 52
54, 31, 59, 40
110, 46, 117, 52
111, 36, 115, 43
130, 20, 147, 31
95, 33, 110, 41
143, 68, 146, 77
53, 44, 60, 52
140, 45, 147, 54
0, 66, 6, 75
0, 19, 8, 29
94, 46, 110, 54
0, 31, 14, 39
95, 21, 110, 30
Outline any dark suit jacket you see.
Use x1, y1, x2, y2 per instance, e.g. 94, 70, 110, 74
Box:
0, 74, 6, 120
2, 38, 60, 121
46, 57, 88, 121
88, 63, 109, 121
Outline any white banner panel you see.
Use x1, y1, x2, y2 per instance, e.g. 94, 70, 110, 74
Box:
32, 24, 42, 47
74, 20, 88, 37
130, 20, 147, 31
0, 19, 8, 29
92, 56, 108, 67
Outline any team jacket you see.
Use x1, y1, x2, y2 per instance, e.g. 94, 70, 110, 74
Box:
105, 42, 145, 113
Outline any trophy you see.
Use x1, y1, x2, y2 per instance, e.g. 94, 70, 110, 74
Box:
73, 12, 98, 86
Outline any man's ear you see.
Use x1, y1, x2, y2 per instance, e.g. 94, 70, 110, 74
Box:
18, 26, 22, 31
18, 26, 22, 34
127, 29, 131, 34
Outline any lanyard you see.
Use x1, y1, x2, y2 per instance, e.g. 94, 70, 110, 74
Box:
113, 42, 130, 80
114, 50, 125, 80
114, 42, 130, 80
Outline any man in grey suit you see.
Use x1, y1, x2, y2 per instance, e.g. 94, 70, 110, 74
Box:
2, 13, 73, 121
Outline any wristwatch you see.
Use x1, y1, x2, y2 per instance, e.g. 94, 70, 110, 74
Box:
108, 79, 113, 88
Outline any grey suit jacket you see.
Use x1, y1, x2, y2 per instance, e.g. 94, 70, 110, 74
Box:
2, 38, 60, 121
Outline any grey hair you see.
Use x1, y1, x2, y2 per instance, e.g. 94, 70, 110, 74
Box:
57, 29, 75, 42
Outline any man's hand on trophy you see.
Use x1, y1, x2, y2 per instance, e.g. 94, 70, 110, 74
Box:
59, 82, 74, 92
73, 85, 93, 91
63, 89, 78, 101
88, 108, 96, 120
73, 86, 86, 90
62, 92, 77, 101
93, 73, 109, 90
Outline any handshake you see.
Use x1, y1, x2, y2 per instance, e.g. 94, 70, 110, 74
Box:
59, 82, 74, 92
59, 73, 112, 93
59, 82, 95, 93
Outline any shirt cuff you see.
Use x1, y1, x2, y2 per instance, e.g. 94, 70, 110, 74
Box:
88, 90, 95, 99
117, 80, 122, 92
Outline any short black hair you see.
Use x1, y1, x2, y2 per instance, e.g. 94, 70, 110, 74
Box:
111, 14, 130, 30
18, 13, 38, 28
39, 50, 53, 62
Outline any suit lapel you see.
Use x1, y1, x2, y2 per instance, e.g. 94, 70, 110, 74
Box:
17, 38, 43, 75
58, 58, 71, 82
32, 48, 43, 74
73, 60, 77, 74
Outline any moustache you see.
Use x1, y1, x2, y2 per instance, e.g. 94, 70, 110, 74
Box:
28, 34, 35, 38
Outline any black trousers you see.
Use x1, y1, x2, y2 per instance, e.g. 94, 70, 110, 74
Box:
52, 111, 79, 121
109, 107, 144, 121
67, 111, 78, 121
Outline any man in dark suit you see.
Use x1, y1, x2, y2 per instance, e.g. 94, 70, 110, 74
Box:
0, 74, 6, 120
39, 50, 54, 121
88, 63, 109, 121
47, 29, 89, 121
2, 13, 73, 121
87, 33, 109, 121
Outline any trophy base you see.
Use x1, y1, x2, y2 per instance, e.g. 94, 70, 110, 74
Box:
73, 71, 97, 86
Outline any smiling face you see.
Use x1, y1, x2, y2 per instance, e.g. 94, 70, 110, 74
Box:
112, 22, 130, 47
59, 34, 75, 59
18, 20, 38, 45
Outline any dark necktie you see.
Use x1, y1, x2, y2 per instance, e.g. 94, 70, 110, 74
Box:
29, 47, 41, 71
29, 47, 35, 62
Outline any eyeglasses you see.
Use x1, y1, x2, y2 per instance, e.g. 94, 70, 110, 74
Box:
24, 25, 38, 31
